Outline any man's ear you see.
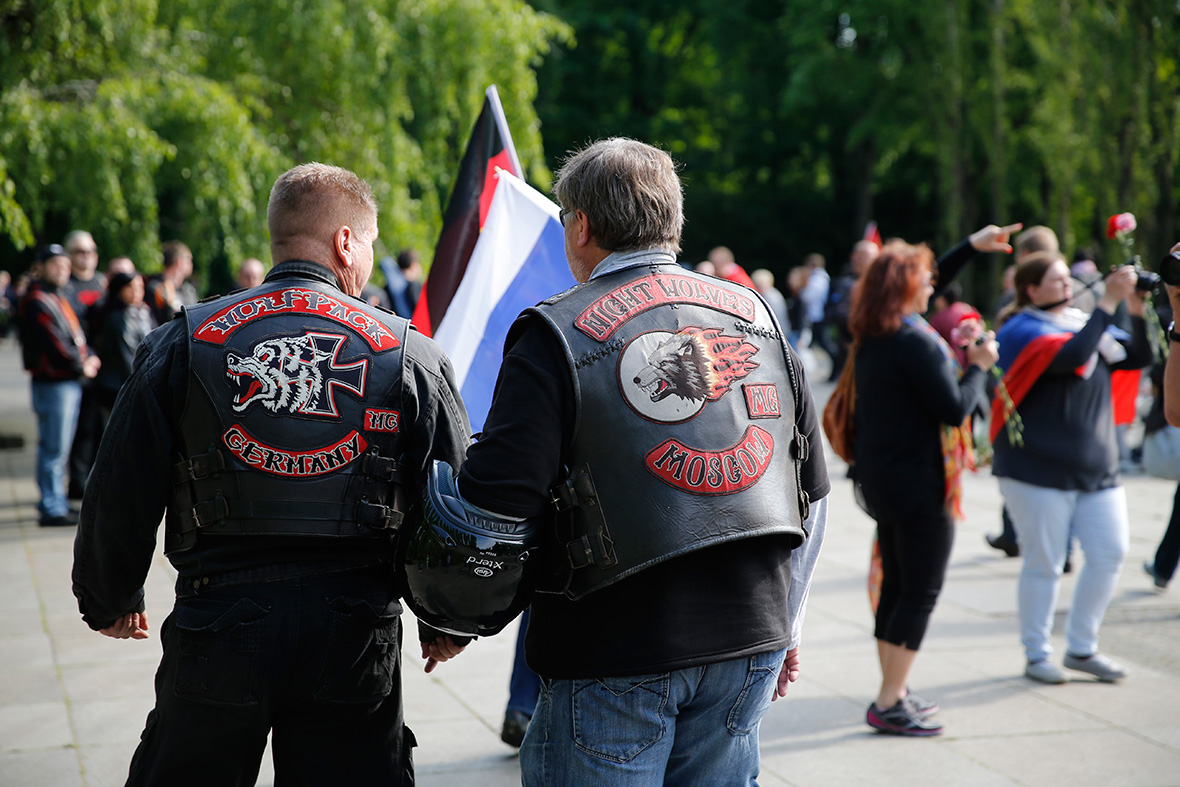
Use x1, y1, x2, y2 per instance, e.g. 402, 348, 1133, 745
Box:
574, 211, 591, 248
334, 225, 354, 267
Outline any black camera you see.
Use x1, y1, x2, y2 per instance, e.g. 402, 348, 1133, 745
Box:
1136, 269, 1162, 292
1161, 250, 1180, 287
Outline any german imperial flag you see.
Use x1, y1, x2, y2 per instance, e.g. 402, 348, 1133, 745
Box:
412, 85, 524, 337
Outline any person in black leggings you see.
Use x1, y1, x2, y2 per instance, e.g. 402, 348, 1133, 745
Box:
850, 241, 998, 736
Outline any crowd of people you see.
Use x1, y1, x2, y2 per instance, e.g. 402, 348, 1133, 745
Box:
2, 136, 1178, 784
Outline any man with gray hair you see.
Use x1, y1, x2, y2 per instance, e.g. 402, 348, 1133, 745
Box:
436, 138, 829, 783
72, 162, 470, 784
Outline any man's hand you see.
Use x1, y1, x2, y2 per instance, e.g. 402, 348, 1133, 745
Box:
421, 635, 467, 674
99, 611, 149, 640
968, 222, 1023, 254
82, 355, 101, 379
772, 647, 800, 701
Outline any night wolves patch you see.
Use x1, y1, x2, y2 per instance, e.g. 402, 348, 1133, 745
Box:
617, 327, 759, 423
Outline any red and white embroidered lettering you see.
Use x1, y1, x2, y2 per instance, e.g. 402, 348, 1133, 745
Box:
222, 425, 368, 477
742, 383, 781, 418
364, 408, 400, 433
644, 425, 775, 495
226, 332, 368, 418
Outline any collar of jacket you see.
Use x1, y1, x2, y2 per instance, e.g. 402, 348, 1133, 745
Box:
589, 248, 678, 280
265, 259, 341, 290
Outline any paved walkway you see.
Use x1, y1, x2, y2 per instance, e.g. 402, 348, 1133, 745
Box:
2, 338, 1179, 786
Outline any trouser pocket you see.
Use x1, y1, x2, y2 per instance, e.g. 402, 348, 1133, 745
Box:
173, 597, 270, 707
314, 595, 401, 702
727, 649, 785, 735
572, 673, 668, 763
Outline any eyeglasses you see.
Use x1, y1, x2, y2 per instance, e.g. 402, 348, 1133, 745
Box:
72, 247, 98, 255
559, 207, 574, 226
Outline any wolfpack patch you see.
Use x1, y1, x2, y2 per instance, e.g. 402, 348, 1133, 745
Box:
742, 383, 781, 419
645, 425, 774, 495
226, 332, 367, 418
194, 288, 399, 352
364, 408, 400, 433
618, 327, 760, 423
222, 425, 368, 477
575, 274, 757, 341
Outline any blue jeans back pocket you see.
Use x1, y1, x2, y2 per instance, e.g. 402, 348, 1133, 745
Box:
727, 649, 785, 735
572, 674, 668, 763
173, 597, 270, 707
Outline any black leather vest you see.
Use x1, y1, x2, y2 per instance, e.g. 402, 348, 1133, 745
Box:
166, 266, 412, 555
531, 260, 809, 599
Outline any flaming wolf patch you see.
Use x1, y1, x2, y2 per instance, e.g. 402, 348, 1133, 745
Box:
618, 327, 760, 423
225, 332, 367, 418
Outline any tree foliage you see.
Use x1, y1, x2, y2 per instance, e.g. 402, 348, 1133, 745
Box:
1, 0, 567, 292
531, 0, 1180, 309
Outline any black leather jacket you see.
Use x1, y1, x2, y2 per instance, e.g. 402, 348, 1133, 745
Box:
72, 261, 472, 631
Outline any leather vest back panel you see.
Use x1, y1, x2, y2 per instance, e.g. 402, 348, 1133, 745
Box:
167, 277, 411, 554
532, 261, 808, 598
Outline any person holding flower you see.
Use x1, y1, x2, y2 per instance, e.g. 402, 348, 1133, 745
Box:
850, 241, 999, 736
992, 251, 1152, 684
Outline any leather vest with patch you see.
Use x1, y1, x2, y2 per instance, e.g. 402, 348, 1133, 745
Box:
530, 260, 809, 599
166, 271, 411, 555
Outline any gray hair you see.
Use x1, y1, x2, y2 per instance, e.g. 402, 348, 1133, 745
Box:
268, 163, 377, 244
553, 138, 683, 254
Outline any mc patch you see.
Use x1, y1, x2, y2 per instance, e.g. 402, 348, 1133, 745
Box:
364, 408, 400, 433
742, 383, 781, 419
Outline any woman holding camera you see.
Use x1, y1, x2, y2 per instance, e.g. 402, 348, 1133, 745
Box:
992, 255, 1151, 684
851, 241, 999, 736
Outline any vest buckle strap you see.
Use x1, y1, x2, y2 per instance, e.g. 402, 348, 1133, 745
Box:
565, 529, 617, 570
172, 449, 226, 483
190, 495, 230, 529
360, 450, 402, 482
790, 427, 809, 462
354, 499, 402, 530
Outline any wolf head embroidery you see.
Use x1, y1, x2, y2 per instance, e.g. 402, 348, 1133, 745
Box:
226, 332, 367, 418
633, 326, 759, 404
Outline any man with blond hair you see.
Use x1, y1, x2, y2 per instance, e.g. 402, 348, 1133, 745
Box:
73, 163, 471, 785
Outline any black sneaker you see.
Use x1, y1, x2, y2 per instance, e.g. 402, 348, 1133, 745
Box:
1144, 561, 1169, 590
985, 533, 1020, 557
903, 687, 939, 717
500, 710, 530, 748
866, 700, 944, 737
39, 512, 78, 527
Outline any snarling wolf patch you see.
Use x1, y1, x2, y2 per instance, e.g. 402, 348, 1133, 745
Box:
225, 332, 367, 417
633, 326, 759, 403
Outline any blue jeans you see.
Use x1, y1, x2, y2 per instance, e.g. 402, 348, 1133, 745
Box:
520, 648, 786, 786
1000, 478, 1129, 662
31, 379, 81, 518
507, 607, 542, 716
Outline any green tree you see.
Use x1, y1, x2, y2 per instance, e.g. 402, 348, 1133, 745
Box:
1, 0, 568, 291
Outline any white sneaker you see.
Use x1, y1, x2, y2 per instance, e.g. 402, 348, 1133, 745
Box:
1063, 652, 1127, 682
1024, 659, 1067, 684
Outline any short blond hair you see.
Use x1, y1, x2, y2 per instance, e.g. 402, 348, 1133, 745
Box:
267, 163, 377, 245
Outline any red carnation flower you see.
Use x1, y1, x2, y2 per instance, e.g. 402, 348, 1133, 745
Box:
1107, 212, 1136, 239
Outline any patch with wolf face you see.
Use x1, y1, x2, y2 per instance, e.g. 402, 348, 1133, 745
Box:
617, 327, 760, 423
225, 331, 367, 418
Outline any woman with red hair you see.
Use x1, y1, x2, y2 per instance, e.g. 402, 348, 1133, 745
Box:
851, 241, 999, 736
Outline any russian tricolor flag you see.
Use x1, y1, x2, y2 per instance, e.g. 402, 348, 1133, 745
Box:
414, 87, 574, 431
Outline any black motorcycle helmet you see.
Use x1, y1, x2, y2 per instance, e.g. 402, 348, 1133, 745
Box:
401, 461, 541, 637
